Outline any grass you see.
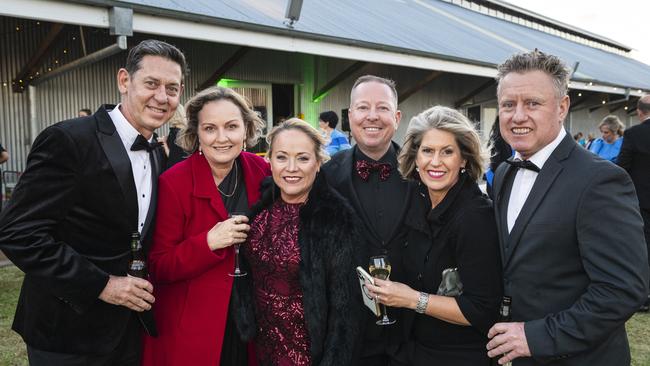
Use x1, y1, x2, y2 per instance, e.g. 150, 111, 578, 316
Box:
0, 265, 648, 365
0, 265, 27, 366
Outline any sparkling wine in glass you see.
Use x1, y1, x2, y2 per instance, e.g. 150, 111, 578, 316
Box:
369, 255, 396, 325
228, 212, 247, 277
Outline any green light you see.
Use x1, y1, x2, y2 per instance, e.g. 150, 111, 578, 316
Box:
216, 78, 240, 87
311, 92, 328, 103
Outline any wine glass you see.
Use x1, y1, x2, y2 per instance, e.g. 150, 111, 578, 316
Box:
228, 212, 247, 277
369, 255, 396, 325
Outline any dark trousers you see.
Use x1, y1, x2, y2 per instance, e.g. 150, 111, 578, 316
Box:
642, 208, 650, 303
27, 313, 141, 366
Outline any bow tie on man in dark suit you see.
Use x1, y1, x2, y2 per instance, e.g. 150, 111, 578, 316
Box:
131, 135, 162, 152
355, 160, 392, 181
504, 157, 540, 173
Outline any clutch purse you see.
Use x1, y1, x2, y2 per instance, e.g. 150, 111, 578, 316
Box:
437, 267, 463, 296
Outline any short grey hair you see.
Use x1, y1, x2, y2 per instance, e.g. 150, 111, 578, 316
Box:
398, 106, 486, 182
497, 49, 570, 100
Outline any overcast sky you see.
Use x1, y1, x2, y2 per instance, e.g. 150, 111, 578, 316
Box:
504, 0, 650, 65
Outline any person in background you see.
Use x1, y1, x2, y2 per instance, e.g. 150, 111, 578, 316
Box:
0, 142, 8, 211
78, 108, 92, 117
485, 116, 512, 199
487, 49, 647, 366
322, 75, 414, 365
0, 39, 186, 365
319, 110, 351, 156
159, 103, 188, 169
589, 115, 625, 163
142, 86, 269, 366
584, 132, 595, 150
618, 94, 650, 312
573, 132, 586, 147
236, 118, 358, 365
367, 106, 502, 365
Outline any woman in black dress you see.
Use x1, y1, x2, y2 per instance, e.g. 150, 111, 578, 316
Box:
367, 106, 502, 365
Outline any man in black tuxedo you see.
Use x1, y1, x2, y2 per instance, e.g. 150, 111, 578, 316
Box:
485, 50, 648, 366
322, 75, 413, 365
0, 39, 186, 365
618, 94, 650, 312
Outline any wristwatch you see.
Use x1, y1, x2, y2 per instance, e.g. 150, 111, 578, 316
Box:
415, 292, 429, 314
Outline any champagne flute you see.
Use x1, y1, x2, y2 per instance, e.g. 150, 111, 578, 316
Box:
369, 255, 396, 325
228, 212, 247, 277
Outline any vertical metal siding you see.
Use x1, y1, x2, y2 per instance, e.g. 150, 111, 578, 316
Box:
1, 17, 305, 172
0, 17, 49, 172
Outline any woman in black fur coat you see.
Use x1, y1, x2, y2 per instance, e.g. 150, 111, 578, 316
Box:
234, 119, 359, 366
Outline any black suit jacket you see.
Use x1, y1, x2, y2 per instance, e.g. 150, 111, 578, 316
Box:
0, 105, 164, 354
618, 118, 650, 210
493, 134, 649, 365
321, 143, 414, 360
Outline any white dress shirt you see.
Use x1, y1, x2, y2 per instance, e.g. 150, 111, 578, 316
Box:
507, 128, 566, 233
108, 105, 153, 234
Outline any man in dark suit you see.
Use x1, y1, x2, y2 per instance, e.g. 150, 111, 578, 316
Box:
618, 94, 650, 312
0, 39, 186, 365
486, 50, 648, 365
322, 75, 413, 365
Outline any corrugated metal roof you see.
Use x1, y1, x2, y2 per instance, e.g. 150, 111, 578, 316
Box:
82, 0, 650, 90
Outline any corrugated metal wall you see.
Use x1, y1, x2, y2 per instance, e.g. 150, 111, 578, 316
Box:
0, 15, 304, 173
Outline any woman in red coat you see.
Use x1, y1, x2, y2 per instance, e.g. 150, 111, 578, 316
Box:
142, 86, 270, 366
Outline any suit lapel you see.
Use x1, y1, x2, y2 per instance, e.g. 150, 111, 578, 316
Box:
493, 162, 515, 265
141, 138, 163, 240
503, 134, 575, 266
95, 106, 138, 232
191, 152, 229, 222
333, 148, 382, 244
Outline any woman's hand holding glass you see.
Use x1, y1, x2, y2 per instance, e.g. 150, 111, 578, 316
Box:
206, 215, 250, 251
366, 278, 420, 310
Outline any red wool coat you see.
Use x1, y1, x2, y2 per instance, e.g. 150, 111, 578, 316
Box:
142, 151, 270, 366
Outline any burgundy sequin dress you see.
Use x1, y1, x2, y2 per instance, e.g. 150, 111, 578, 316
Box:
245, 200, 311, 366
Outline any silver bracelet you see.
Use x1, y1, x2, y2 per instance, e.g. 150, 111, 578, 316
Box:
415, 292, 429, 314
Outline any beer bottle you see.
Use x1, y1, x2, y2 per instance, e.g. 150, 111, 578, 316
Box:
128, 232, 147, 278
499, 296, 512, 322
127, 231, 158, 337
496, 296, 513, 366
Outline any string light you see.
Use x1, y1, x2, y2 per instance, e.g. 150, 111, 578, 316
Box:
578, 92, 582, 97
601, 100, 606, 104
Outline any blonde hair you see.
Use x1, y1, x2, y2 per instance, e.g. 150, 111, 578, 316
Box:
266, 118, 329, 163
168, 103, 186, 129
599, 115, 625, 137
177, 86, 264, 152
398, 106, 486, 182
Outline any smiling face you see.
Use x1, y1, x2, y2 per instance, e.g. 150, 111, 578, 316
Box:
118, 55, 183, 139
416, 128, 466, 207
197, 99, 246, 171
498, 70, 569, 160
269, 129, 321, 204
349, 81, 401, 160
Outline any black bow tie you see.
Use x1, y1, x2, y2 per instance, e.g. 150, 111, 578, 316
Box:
505, 158, 540, 173
130, 135, 161, 152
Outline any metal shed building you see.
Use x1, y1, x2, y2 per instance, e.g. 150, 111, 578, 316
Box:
1, 0, 649, 173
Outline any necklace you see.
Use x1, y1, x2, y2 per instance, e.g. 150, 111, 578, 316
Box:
217, 161, 238, 198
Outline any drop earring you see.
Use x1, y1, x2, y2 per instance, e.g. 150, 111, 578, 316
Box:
460, 167, 466, 174
199, 147, 203, 155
